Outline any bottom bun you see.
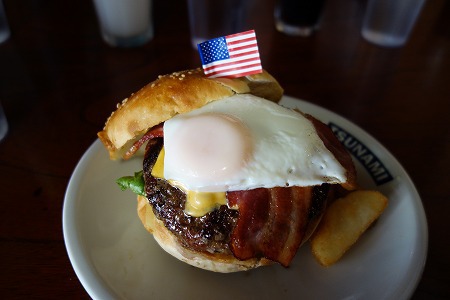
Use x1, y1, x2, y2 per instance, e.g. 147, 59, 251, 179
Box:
137, 195, 272, 273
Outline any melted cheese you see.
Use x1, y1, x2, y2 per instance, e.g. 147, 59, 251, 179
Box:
185, 190, 227, 217
151, 147, 165, 178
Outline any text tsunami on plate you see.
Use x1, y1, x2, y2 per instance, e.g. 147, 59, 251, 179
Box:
329, 122, 393, 186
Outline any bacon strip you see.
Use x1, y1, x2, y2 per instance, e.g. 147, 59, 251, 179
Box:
228, 186, 319, 267
305, 114, 357, 190
124, 124, 164, 160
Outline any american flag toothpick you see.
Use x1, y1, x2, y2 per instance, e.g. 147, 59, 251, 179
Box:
198, 30, 263, 78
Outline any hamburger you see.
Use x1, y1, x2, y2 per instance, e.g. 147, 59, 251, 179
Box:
98, 68, 357, 273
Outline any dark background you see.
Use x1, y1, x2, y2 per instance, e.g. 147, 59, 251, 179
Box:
0, 0, 449, 298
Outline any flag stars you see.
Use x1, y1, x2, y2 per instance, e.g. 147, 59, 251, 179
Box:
198, 37, 230, 65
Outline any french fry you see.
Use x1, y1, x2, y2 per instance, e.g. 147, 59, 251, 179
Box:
311, 190, 388, 267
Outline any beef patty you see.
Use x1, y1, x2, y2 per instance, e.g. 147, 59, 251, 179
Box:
143, 138, 238, 255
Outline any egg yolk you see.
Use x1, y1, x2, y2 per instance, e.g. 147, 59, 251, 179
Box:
164, 113, 252, 191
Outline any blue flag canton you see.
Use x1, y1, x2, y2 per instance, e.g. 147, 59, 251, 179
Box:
198, 37, 230, 65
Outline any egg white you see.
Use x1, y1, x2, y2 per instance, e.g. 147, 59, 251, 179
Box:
163, 94, 346, 192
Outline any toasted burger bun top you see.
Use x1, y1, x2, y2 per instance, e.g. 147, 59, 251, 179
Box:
98, 68, 284, 160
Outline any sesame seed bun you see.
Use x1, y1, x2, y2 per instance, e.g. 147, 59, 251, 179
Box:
98, 68, 283, 160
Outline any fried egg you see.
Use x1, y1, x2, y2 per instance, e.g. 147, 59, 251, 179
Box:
162, 94, 347, 194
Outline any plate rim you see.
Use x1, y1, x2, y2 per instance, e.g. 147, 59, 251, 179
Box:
63, 140, 118, 299
63, 95, 428, 299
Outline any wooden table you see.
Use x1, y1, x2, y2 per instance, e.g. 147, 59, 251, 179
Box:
1, 0, 448, 298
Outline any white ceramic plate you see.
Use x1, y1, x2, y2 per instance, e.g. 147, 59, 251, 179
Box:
63, 96, 427, 300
